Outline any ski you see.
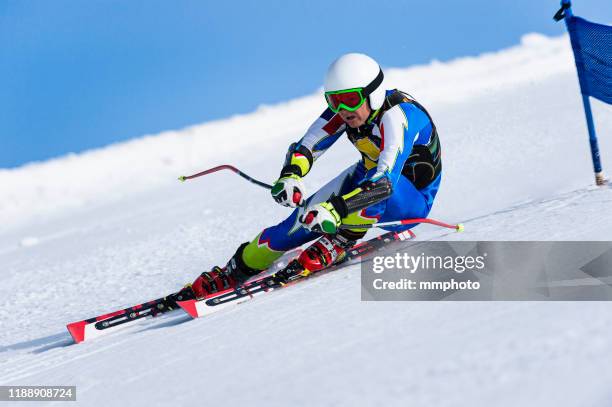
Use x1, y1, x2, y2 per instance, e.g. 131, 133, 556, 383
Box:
177, 229, 416, 318
65, 248, 302, 343
66, 293, 182, 343
66, 228, 414, 343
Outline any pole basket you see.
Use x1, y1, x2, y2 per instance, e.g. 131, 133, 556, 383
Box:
595, 172, 607, 186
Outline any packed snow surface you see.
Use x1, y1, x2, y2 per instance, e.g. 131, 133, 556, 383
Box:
1, 34, 612, 406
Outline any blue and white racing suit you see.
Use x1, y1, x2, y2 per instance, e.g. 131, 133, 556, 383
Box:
242, 89, 442, 270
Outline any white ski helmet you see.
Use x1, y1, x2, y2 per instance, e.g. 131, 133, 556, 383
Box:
324, 53, 385, 111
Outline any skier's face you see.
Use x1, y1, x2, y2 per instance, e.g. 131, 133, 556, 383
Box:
338, 101, 371, 128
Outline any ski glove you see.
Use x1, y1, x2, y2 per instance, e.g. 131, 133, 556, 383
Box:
271, 174, 305, 207
300, 202, 342, 234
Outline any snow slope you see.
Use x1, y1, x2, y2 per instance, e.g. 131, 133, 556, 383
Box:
1, 33, 612, 406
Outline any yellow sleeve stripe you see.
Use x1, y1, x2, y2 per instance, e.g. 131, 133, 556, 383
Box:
290, 153, 311, 176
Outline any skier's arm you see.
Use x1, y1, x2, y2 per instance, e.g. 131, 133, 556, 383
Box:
328, 104, 430, 218
373, 104, 429, 186
280, 108, 346, 178
272, 108, 346, 207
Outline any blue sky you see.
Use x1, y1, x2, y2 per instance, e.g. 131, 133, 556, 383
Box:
2, 0, 612, 168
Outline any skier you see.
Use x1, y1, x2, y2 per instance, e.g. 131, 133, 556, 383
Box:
188, 53, 442, 298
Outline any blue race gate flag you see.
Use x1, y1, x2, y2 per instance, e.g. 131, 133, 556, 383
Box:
566, 16, 612, 104
554, 0, 611, 185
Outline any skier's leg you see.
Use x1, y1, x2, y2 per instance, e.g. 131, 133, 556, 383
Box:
273, 163, 376, 278
240, 210, 316, 270
237, 163, 362, 272
273, 172, 442, 282
375, 173, 442, 231
333, 162, 383, 235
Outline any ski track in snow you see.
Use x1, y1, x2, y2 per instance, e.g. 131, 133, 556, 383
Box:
1, 33, 612, 406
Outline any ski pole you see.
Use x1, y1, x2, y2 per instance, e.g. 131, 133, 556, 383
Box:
178, 164, 273, 190
339, 217, 464, 232
178, 166, 463, 232
179, 164, 308, 207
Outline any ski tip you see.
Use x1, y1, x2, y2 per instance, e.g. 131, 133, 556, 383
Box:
66, 321, 87, 344
177, 299, 199, 318
178, 176, 186, 182
456, 223, 465, 232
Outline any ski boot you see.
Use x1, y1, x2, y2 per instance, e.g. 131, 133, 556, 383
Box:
272, 232, 360, 284
189, 243, 261, 299
158, 284, 198, 313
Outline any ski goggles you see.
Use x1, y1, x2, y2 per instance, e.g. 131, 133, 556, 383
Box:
324, 88, 367, 113
324, 68, 384, 113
